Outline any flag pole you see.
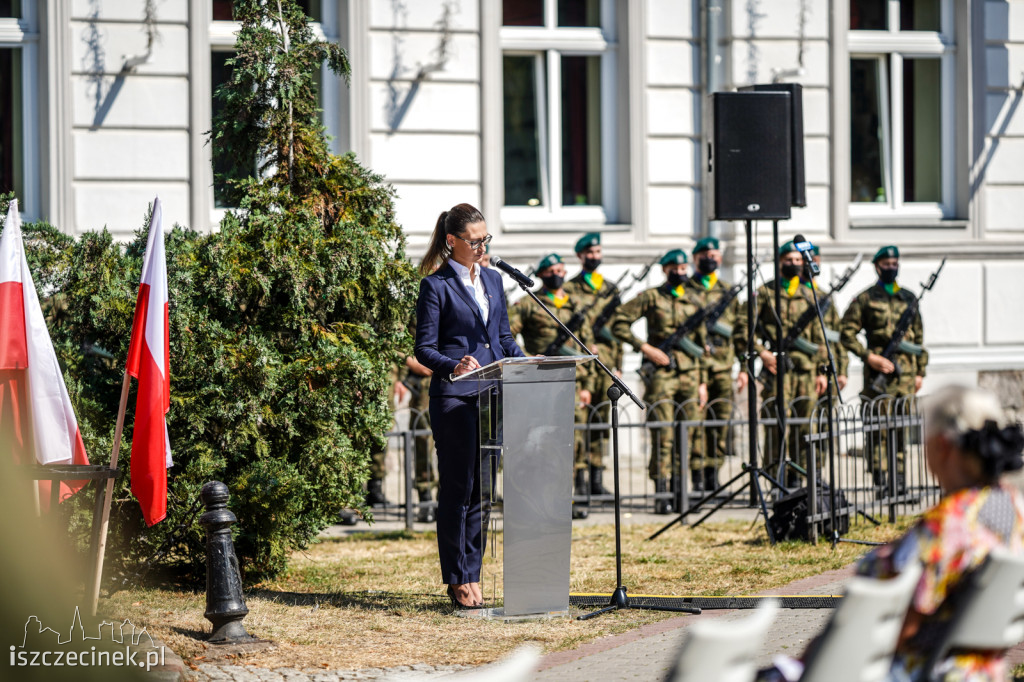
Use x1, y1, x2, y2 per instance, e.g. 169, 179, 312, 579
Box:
89, 370, 132, 616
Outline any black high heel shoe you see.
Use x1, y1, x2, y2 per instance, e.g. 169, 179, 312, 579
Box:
446, 584, 479, 610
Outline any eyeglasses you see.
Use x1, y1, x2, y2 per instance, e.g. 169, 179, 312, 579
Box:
453, 234, 493, 250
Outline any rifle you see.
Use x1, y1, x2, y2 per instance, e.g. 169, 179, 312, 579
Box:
540, 274, 627, 356
635, 263, 755, 385
703, 256, 759, 349
631, 255, 660, 287
757, 254, 863, 384
868, 257, 946, 394
588, 270, 634, 345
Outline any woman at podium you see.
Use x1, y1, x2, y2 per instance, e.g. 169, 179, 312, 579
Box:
414, 203, 525, 610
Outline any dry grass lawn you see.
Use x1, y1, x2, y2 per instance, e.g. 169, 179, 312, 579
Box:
102, 519, 907, 671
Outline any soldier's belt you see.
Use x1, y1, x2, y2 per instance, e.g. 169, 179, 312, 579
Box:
897, 340, 923, 356
791, 337, 820, 355
677, 337, 705, 359
710, 321, 733, 338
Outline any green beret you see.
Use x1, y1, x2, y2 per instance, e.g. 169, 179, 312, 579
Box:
779, 241, 797, 256
536, 252, 563, 272
659, 249, 689, 266
692, 236, 720, 255
575, 232, 601, 253
873, 245, 899, 263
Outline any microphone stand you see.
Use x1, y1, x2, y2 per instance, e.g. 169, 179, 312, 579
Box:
511, 282, 700, 620
801, 261, 845, 548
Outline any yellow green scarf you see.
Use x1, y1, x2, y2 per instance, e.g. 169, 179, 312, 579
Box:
583, 271, 604, 292
546, 291, 569, 308
700, 271, 718, 290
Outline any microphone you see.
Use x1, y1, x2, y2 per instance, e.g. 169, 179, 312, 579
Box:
490, 256, 535, 288
792, 234, 821, 277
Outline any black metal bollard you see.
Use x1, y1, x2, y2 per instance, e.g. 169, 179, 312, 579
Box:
200, 481, 253, 643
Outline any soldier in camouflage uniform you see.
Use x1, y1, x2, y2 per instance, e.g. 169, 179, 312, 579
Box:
687, 237, 747, 492
611, 249, 708, 512
564, 232, 622, 496
365, 363, 399, 508
840, 245, 927, 488
810, 244, 849, 391
752, 241, 829, 485
399, 312, 437, 523
509, 252, 596, 519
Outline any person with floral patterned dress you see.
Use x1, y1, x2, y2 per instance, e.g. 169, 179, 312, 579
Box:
758, 385, 1024, 682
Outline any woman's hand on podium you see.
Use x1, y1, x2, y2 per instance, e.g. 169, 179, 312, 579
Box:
453, 355, 480, 377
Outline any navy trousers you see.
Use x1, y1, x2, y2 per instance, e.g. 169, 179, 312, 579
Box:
430, 394, 483, 585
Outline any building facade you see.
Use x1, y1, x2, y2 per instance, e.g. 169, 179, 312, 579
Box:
2, 0, 1023, 391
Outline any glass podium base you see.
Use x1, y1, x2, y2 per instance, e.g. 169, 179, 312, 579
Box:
455, 607, 571, 622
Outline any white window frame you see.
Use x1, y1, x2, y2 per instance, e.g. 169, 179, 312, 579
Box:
499, 0, 619, 228
0, 1, 40, 219
847, 0, 955, 221
207, 1, 343, 224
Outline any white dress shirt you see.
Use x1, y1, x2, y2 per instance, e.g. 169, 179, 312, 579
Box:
449, 259, 489, 324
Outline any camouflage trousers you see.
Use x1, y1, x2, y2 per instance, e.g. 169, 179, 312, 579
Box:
409, 382, 437, 493
699, 369, 735, 471
761, 369, 818, 478
644, 368, 703, 481
369, 382, 437, 494
861, 372, 917, 476
575, 368, 615, 470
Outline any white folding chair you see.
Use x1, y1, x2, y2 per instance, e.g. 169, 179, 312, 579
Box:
800, 561, 922, 682
926, 547, 1024, 678
399, 644, 540, 682
665, 598, 779, 682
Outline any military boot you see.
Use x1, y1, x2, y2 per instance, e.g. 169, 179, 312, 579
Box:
590, 466, 611, 496
703, 466, 719, 492
690, 469, 704, 494
416, 488, 436, 523
573, 469, 589, 519
654, 478, 673, 514
365, 478, 388, 507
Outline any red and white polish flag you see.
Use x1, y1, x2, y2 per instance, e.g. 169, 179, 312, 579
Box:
0, 200, 90, 507
126, 197, 172, 526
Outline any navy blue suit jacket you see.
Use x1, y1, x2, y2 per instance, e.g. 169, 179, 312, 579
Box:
415, 263, 524, 397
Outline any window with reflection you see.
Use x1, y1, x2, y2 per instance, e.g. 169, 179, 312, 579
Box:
0, 48, 23, 199
848, 0, 953, 214
501, 0, 615, 220
213, 0, 319, 22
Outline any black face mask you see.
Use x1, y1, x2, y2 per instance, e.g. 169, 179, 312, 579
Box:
541, 274, 564, 291
878, 267, 899, 284
781, 263, 803, 280
697, 258, 718, 275
666, 271, 686, 287
582, 257, 601, 272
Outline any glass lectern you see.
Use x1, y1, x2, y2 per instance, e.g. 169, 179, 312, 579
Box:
454, 355, 594, 619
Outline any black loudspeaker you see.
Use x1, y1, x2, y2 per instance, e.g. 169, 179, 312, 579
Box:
742, 83, 806, 207
706, 91, 792, 221
768, 485, 851, 542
